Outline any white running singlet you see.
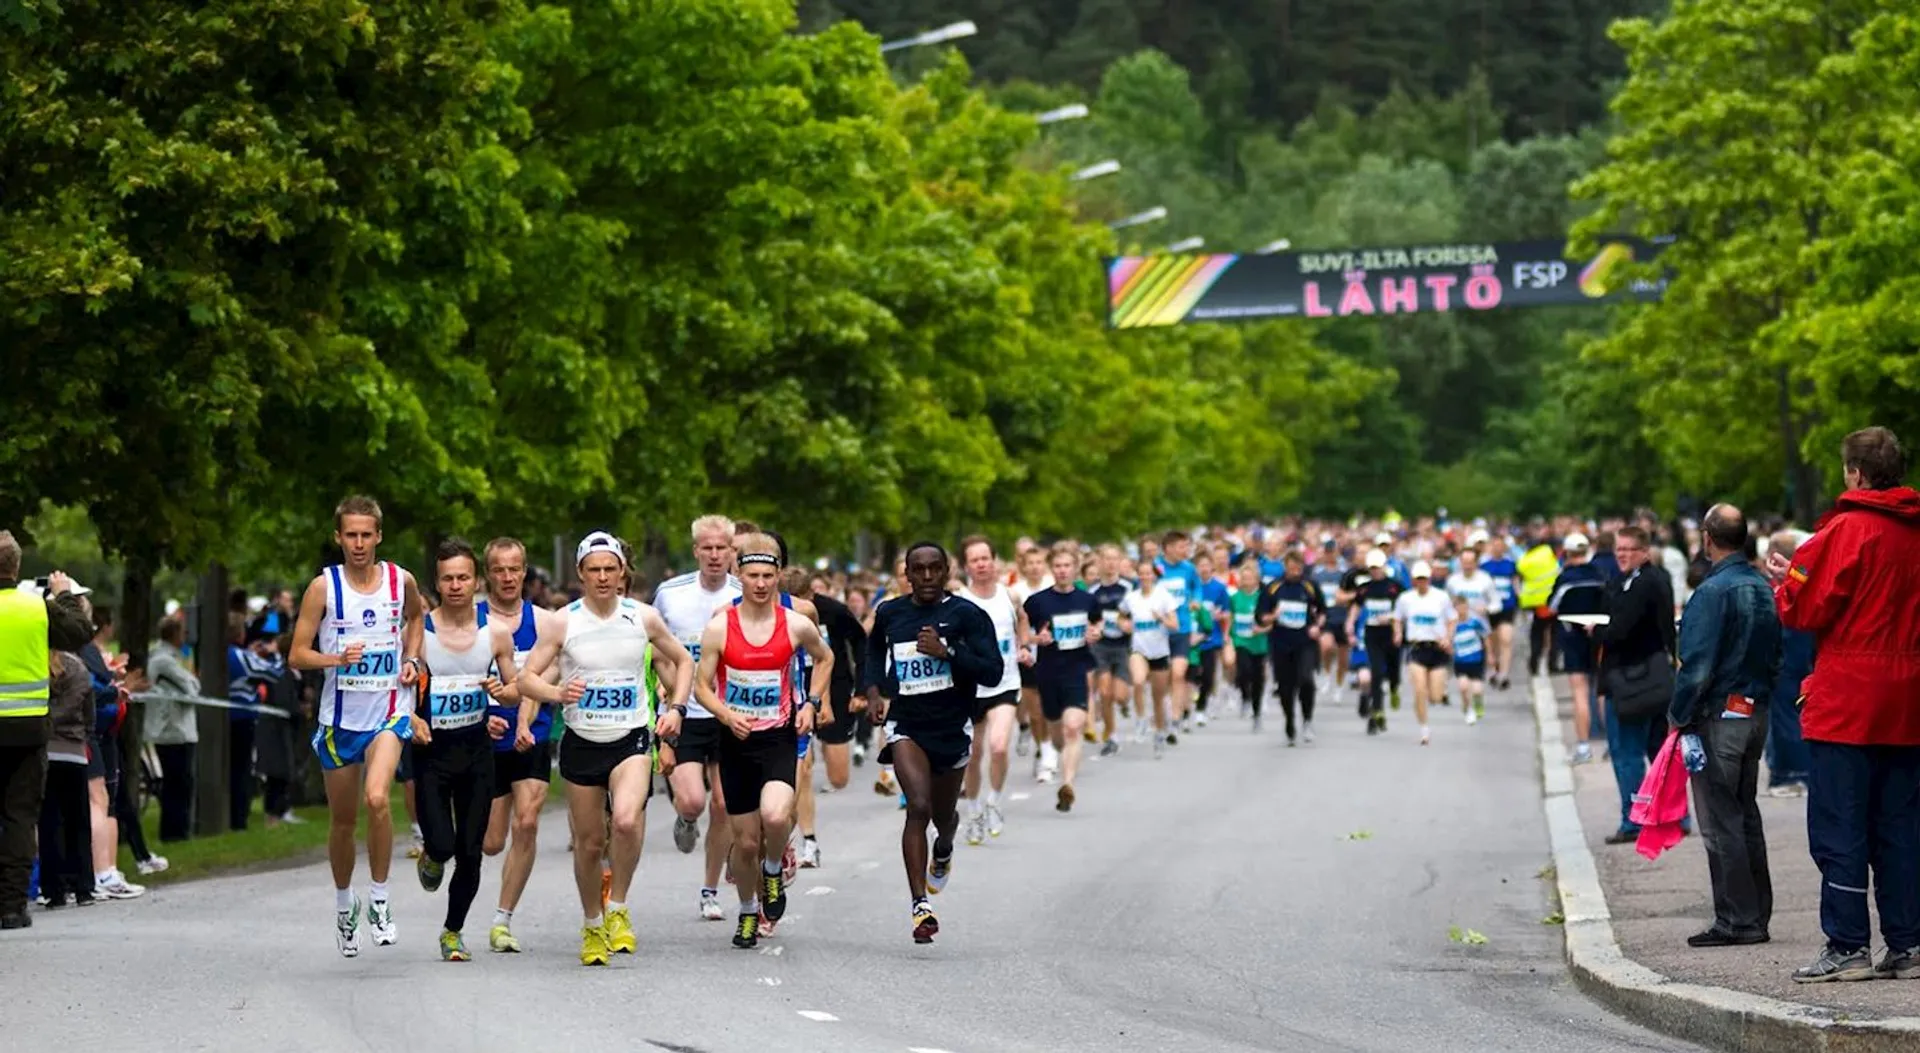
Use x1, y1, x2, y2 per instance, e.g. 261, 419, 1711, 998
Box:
651, 571, 740, 719
959, 584, 1021, 698
318, 562, 410, 732
1395, 588, 1454, 643
421, 608, 495, 731
557, 597, 656, 743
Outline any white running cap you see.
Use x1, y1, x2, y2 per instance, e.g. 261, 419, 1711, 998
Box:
1563, 532, 1591, 551
575, 531, 627, 568
1466, 529, 1489, 546
1365, 549, 1388, 569
1374, 531, 1393, 546
1411, 560, 1433, 579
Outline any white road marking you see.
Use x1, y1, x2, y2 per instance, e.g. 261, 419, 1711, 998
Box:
805, 886, 835, 896
1010, 792, 1031, 801
757, 977, 783, 986
759, 944, 785, 956
856, 860, 881, 871
908, 1047, 955, 1053
797, 1010, 839, 1022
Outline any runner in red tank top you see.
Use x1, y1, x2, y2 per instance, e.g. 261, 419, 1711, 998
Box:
693, 532, 833, 949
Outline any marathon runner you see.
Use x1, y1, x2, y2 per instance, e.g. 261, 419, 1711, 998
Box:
1226, 558, 1267, 731
411, 539, 512, 962
1347, 549, 1403, 735
1395, 561, 1454, 746
1124, 561, 1181, 753
1024, 545, 1100, 810
1309, 541, 1349, 693
956, 536, 1026, 844
1445, 547, 1496, 723
1450, 593, 1492, 724
1190, 551, 1231, 728
1255, 550, 1325, 746
1479, 533, 1520, 689
691, 532, 833, 949
1088, 544, 1132, 756
1157, 531, 1203, 733
476, 536, 557, 953
512, 531, 694, 966
650, 514, 741, 921
288, 495, 426, 958
864, 542, 1002, 943
1009, 545, 1050, 778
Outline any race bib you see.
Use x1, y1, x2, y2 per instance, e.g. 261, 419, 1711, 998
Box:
724, 667, 784, 719
573, 670, 642, 729
428, 674, 488, 730
1163, 577, 1188, 604
338, 630, 399, 693
1051, 612, 1090, 651
1102, 610, 1123, 637
1412, 613, 1441, 631
676, 630, 702, 666
1454, 630, 1484, 658
1278, 600, 1309, 630
1232, 611, 1256, 637
892, 641, 954, 696
998, 636, 1014, 656
1364, 598, 1393, 624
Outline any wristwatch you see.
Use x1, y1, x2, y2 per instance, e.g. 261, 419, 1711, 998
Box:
806, 695, 823, 709
670, 704, 688, 717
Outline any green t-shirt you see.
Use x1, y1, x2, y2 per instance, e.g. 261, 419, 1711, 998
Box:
1229, 589, 1268, 656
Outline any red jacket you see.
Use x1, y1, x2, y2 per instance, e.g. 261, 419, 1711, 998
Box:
1775, 486, 1920, 745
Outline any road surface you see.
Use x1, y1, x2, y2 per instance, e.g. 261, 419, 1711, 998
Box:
10, 678, 1695, 1052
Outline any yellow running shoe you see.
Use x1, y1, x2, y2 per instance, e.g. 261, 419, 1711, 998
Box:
439, 929, 471, 962
580, 923, 611, 966
488, 924, 520, 953
605, 907, 636, 954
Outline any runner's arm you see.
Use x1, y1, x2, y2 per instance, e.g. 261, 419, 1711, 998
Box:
793, 615, 834, 703
488, 624, 522, 705
401, 572, 426, 670
946, 605, 1004, 687
287, 578, 335, 672
692, 616, 737, 731
515, 631, 568, 705
642, 606, 696, 714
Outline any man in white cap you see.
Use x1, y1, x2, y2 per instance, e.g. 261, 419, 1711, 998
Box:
1550, 532, 1609, 763
1347, 548, 1404, 735
1395, 561, 1455, 746
1375, 532, 1412, 588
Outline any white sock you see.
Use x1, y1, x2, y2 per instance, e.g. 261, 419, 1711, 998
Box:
985, 788, 1001, 807
335, 887, 353, 912
585, 912, 603, 928
410, 823, 422, 839
96, 870, 114, 884
492, 908, 512, 928
742, 897, 760, 915
607, 900, 625, 913
700, 886, 718, 897
762, 858, 781, 876
369, 881, 389, 903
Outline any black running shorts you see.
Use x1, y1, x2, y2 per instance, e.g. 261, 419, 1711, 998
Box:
672, 716, 723, 767
812, 694, 861, 746
879, 720, 972, 773
971, 689, 1019, 726
1409, 642, 1450, 670
490, 741, 553, 798
1037, 675, 1090, 722
718, 727, 798, 816
558, 726, 653, 790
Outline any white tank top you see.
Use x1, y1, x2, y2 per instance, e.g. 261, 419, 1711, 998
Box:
318, 562, 409, 732
558, 597, 655, 743
420, 608, 494, 732
651, 572, 740, 719
960, 584, 1021, 697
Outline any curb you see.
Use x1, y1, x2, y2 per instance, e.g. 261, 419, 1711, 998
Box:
1530, 676, 1920, 1052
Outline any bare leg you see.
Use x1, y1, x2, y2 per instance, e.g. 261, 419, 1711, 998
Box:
795, 748, 817, 838
89, 777, 116, 874
1051, 708, 1087, 788
362, 733, 404, 884
703, 765, 731, 888
496, 780, 543, 912
605, 758, 649, 903
322, 765, 363, 891
565, 783, 609, 918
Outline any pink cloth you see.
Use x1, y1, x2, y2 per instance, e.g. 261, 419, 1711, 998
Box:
1630, 729, 1690, 860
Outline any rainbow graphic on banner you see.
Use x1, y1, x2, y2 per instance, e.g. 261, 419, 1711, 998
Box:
1107, 254, 1240, 328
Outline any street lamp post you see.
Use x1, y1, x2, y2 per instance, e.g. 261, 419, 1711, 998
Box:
1036, 103, 1090, 125
1071, 159, 1122, 182
1108, 206, 1168, 231
879, 20, 978, 52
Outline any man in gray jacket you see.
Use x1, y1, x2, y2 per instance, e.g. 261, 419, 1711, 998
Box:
144, 615, 200, 842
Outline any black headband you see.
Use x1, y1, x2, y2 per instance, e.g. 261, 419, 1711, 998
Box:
739, 553, 780, 568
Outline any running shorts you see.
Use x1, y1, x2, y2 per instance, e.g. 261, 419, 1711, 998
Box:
971, 689, 1018, 726
312, 712, 413, 772
86, 728, 115, 784
1091, 640, 1131, 680
490, 740, 554, 798
1454, 660, 1487, 680
394, 741, 416, 783
1326, 617, 1349, 647
672, 716, 723, 767
1488, 607, 1517, 628
1018, 662, 1036, 689
718, 726, 798, 816
1037, 675, 1090, 722
558, 726, 653, 790
1558, 627, 1594, 674
812, 694, 860, 746
1409, 642, 1449, 669
1167, 632, 1192, 661
1137, 654, 1170, 673
879, 720, 971, 773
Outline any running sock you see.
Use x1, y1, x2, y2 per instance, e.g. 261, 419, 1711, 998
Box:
761, 859, 781, 876
336, 887, 354, 912
585, 913, 603, 928
96, 869, 114, 884
985, 788, 1001, 807
492, 908, 512, 927
369, 881, 389, 903
742, 897, 760, 915
607, 900, 626, 913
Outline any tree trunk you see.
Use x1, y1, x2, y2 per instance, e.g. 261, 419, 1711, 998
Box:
194, 562, 231, 839
1776, 366, 1818, 525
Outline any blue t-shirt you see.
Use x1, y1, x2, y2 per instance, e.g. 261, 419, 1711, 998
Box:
1198, 579, 1232, 650
1157, 558, 1202, 634
478, 598, 553, 750
1481, 558, 1519, 612
1258, 558, 1287, 585
1452, 616, 1490, 664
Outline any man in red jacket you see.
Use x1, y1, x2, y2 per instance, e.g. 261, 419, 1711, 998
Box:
1768, 426, 1920, 983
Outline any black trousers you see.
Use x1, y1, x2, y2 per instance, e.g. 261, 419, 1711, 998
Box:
1270, 645, 1317, 737
1528, 615, 1560, 676
155, 742, 196, 842
37, 760, 93, 901
416, 731, 495, 933
230, 720, 257, 831
1364, 631, 1399, 715
1191, 648, 1220, 712
1693, 710, 1772, 937
0, 742, 47, 915
1235, 653, 1267, 717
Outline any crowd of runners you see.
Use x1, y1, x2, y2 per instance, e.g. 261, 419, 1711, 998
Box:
171, 499, 1697, 962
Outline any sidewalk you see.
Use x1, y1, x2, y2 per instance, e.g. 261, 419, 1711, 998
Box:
1534, 675, 1920, 1052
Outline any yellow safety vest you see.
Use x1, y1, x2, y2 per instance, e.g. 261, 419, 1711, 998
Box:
1517, 545, 1561, 611
0, 589, 49, 719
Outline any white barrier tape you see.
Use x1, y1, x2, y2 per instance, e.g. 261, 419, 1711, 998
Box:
128, 690, 295, 720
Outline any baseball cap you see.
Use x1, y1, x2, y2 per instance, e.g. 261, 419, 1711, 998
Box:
1411, 560, 1432, 579
575, 531, 627, 567
1365, 549, 1388, 569
1374, 532, 1393, 546
1466, 528, 1489, 546
1563, 531, 1591, 551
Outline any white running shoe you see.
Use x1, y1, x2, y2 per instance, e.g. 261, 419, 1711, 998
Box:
1465, 707, 1479, 726
1133, 718, 1150, 744
1302, 721, 1315, 744
1039, 741, 1059, 770
798, 837, 821, 869
337, 894, 362, 958
369, 898, 398, 946
1195, 710, 1210, 728
984, 803, 1005, 838
1420, 726, 1432, 746
1015, 728, 1033, 757
851, 742, 867, 766
964, 811, 985, 846
95, 870, 146, 899
700, 889, 725, 921
673, 816, 699, 854
135, 855, 170, 876
1571, 743, 1593, 765
1036, 764, 1055, 785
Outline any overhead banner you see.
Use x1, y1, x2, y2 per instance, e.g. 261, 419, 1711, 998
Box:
1105, 237, 1667, 328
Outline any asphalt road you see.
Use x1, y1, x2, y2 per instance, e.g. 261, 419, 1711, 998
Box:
9, 677, 1697, 1053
